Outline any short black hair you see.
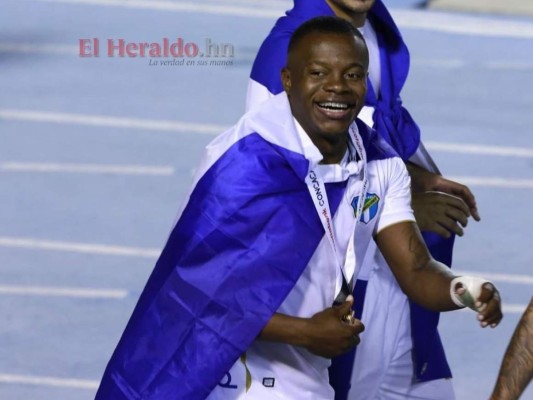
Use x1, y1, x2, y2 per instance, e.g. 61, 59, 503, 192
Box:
288, 16, 365, 55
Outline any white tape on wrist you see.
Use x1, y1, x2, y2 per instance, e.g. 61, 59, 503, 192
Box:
450, 276, 491, 310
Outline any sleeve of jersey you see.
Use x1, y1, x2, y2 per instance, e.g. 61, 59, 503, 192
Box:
374, 157, 415, 234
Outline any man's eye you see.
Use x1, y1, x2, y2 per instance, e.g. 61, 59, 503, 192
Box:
346, 72, 363, 80
310, 70, 325, 77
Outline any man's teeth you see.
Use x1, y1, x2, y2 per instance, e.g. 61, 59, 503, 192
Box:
318, 102, 349, 110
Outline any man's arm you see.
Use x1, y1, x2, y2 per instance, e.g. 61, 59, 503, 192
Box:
375, 220, 503, 327
258, 297, 365, 358
491, 297, 533, 400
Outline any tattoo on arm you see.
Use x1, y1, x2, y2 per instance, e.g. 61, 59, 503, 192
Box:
408, 230, 429, 265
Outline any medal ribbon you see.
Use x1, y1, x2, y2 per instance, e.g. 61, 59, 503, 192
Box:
305, 124, 368, 292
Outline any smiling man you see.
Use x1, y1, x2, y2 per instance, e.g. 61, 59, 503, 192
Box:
247, 1, 486, 399
95, 17, 502, 400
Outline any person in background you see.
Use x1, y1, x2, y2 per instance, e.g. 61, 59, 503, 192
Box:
490, 296, 533, 400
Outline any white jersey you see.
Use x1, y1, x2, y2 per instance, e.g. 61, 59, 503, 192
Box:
208, 117, 414, 400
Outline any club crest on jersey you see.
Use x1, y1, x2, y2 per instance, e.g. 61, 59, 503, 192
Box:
351, 193, 380, 224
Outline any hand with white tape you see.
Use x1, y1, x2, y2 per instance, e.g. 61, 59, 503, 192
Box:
450, 276, 503, 328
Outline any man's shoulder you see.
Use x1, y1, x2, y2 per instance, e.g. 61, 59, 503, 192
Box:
201, 94, 309, 185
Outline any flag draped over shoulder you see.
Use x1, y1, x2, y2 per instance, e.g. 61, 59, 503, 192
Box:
95, 94, 350, 400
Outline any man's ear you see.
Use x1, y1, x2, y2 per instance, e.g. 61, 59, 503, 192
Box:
281, 68, 291, 94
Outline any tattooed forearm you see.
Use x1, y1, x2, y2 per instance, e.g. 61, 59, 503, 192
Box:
407, 229, 428, 261
491, 297, 533, 400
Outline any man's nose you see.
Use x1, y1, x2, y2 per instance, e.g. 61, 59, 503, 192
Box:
323, 72, 349, 93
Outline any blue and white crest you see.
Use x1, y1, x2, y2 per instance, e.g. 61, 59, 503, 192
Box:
351, 193, 380, 224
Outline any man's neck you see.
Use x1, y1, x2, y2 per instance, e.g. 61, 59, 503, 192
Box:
325, 1, 367, 28
317, 139, 348, 165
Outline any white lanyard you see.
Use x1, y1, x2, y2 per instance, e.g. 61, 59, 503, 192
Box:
305, 124, 368, 291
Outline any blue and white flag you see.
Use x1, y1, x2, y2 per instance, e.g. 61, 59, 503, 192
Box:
95, 93, 395, 399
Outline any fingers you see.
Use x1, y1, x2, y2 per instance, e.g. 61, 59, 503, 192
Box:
439, 203, 470, 237
413, 191, 480, 238
476, 284, 503, 328
447, 180, 481, 221
347, 321, 364, 348
445, 205, 469, 227
454, 282, 466, 296
438, 217, 465, 237
335, 295, 353, 312
428, 223, 453, 239
350, 333, 361, 347
335, 296, 355, 324
435, 177, 481, 221
471, 207, 481, 222
453, 185, 481, 222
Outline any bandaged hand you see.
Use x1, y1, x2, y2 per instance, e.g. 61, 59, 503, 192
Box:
451, 276, 503, 328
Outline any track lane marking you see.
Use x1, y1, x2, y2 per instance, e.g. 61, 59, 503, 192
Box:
0, 162, 174, 176
0, 374, 99, 389
0, 284, 128, 299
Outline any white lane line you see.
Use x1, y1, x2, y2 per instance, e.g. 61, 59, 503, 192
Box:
0, 237, 160, 259
1, 237, 533, 284
0, 284, 128, 299
33, 0, 285, 18
425, 141, 533, 158
390, 9, 533, 39
0, 40, 258, 62
0, 42, 77, 55
0, 374, 98, 389
0, 109, 227, 135
486, 62, 533, 71
455, 271, 533, 285
28, 0, 533, 38
412, 59, 465, 69
0, 162, 174, 176
447, 177, 533, 189
460, 303, 528, 314
412, 59, 533, 71
503, 304, 529, 314
3, 109, 533, 162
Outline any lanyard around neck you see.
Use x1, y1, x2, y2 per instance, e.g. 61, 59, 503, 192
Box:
305, 124, 368, 292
